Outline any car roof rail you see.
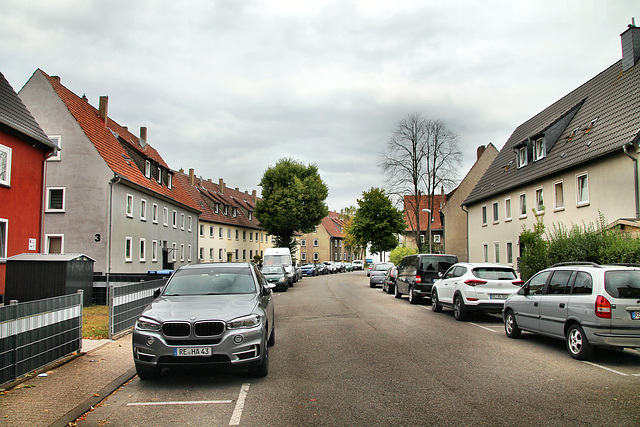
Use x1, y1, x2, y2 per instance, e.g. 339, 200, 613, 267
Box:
550, 261, 601, 268
603, 263, 640, 267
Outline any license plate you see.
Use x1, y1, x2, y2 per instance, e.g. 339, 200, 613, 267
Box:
632, 311, 640, 320
490, 294, 509, 300
173, 347, 211, 356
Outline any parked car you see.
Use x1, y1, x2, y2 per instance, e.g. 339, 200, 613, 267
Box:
369, 262, 394, 288
382, 266, 399, 294
324, 261, 338, 274
301, 263, 318, 276
367, 263, 374, 277
431, 263, 522, 320
261, 265, 290, 291
395, 254, 458, 304
294, 264, 303, 281
352, 260, 364, 270
503, 262, 640, 360
344, 263, 354, 272
132, 262, 275, 379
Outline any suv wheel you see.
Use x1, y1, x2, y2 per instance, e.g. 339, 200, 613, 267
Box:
249, 338, 269, 377
408, 286, 419, 305
431, 289, 442, 312
566, 324, 594, 360
394, 283, 402, 299
387, 283, 395, 295
453, 295, 467, 321
504, 310, 521, 338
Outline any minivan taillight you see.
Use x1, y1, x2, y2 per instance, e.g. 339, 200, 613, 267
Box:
595, 295, 612, 319
464, 279, 487, 286
416, 276, 422, 283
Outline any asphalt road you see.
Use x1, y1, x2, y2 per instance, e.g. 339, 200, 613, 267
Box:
80, 271, 640, 426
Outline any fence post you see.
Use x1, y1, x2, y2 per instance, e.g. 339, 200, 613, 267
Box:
108, 283, 114, 340
77, 290, 84, 351
9, 300, 18, 383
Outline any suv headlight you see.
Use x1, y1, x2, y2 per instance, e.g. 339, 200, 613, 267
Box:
227, 314, 261, 330
136, 317, 161, 331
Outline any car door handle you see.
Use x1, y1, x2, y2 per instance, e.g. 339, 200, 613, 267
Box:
559, 303, 565, 308
534, 302, 538, 307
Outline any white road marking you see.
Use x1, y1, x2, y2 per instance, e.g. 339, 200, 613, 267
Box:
229, 383, 250, 426
127, 400, 233, 406
469, 322, 499, 333
583, 361, 628, 376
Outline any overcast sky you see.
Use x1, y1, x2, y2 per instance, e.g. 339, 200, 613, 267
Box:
2, 1, 637, 211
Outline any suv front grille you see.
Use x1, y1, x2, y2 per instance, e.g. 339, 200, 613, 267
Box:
194, 321, 225, 337
163, 322, 191, 337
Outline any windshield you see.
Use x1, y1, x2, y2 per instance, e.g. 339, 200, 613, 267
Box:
605, 270, 640, 298
262, 266, 284, 274
472, 267, 517, 280
164, 266, 257, 295
420, 256, 457, 273
375, 263, 394, 271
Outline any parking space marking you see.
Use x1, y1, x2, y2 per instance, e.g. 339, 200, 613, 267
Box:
583, 361, 628, 376
469, 322, 499, 333
128, 400, 233, 406
229, 383, 250, 426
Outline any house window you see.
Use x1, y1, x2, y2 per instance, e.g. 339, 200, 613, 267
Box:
219, 248, 223, 260
0, 219, 7, 259
494, 242, 500, 263
434, 235, 441, 244
228, 229, 231, 240
554, 181, 564, 211
301, 252, 307, 261
517, 146, 527, 168
535, 188, 544, 213
140, 199, 147, 221
313, 252, 319, 261
125, 194, 134, 217
152, 204, 158, 224
235, 230, 239, 240
243, 230, 246, 241
577, 173, 589, 206
215, 204, 220, 214
172, 210, 177, 228
180, 244, 185, 262
483, 244, 488, 262
481, 206, 487, 226
180, 213, 185, 230
334, 240, 338, 247
301, 239, 306, 247
313, 239, 319, 247
219, 227, 223, 238
506, 241, 513, 264
157, 167, 162, 183
250, 232, 253, 241
199, 247, 204, 260
152, 240, 158, 262
168, 174, 173, 189
163, 207, 169, 226
139, 238, 146, 262
492, 202, 499, 223
188, 216, 192, 232
210, 226, 214, 237
47, 136, 61, 161
235, 249, 239, 260
200, 224, 204, 237
519, 193, 527, 218
243, 249, 246, 260
125, 237, 133, 262
505, 198, 512, 221
209, 248, 214, 261
534, 138, 545, 161
172, 242, 177, 262
47, 188, 66, 212
45, 235, 63, 254
249, 212, 252, 221
0, 144, 12, 186
145, 160, 151, 178
188, 244, 192, 262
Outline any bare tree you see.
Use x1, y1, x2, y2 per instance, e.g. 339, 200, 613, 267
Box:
379, 113, 461, 252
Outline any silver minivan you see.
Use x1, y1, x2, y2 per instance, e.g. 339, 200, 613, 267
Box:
503, 263, 640, 360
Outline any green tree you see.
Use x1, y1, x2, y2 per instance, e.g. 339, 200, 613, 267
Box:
255, 158, 329, 254
348, 188, 406, 256
389, 245, 418, 265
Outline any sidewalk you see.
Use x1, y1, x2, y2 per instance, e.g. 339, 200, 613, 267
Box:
0, 335, 136, 427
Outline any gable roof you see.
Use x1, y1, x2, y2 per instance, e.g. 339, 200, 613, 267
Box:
0, 71, 55, 151
37, 70, 199, 212
464, 57, 640, 206
322, 211, 346, 238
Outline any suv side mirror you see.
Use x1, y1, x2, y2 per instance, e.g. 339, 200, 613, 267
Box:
154, 288, 162, 299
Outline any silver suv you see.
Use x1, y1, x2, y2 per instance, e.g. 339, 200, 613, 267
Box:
133, 262, 275, 379
503, 263, 640, 360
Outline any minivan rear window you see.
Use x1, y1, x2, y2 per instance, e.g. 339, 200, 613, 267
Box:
420, 256, 457, 273
604, 270, 640, 298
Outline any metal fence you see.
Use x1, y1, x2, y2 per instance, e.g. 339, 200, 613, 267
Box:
0, 292, 83, 386
108, 278, 167, 339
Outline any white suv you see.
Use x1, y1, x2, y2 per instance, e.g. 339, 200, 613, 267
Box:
503, 263, 640, 360
431, 263, 523, 320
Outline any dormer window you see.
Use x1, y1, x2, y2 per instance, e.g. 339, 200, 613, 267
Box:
232, 207, 237, 217
168, 174, 172, 190
534, 138, 545, 161
157, 166, 162, 184
224, 205, 228, 216
215, 203, 220, 214
516, 146, 527, 168
248, 211, 252, 221
145, 160, 151, 178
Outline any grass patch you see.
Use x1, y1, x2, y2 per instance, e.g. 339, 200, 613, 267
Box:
83, 305, 109, 339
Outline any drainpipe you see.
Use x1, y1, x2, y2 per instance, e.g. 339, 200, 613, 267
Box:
108, 174, 121, 287
40, 148, 57, 253
623, 144, 640, 219
461, 204, 469, 262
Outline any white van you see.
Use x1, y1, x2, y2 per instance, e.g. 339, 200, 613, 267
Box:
263, 247, 295, 285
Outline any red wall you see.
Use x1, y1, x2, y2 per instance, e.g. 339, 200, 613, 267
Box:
0, 131, 48, 296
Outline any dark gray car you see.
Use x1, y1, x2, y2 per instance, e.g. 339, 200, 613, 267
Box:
132, 262, 275, 379
395, 254, 458, 304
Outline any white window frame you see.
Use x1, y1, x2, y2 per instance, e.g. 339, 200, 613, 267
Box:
168, 174, 173, 189
172, 210, 177, 228
47, 136, 61, 162
152, 240, 158, 262
172, 242, 177, 262
301, 239, 306, 247
313, 252, 319, 261
125, 236, 133, 262
126, 194, 134, 218
210, 226, 214, 238
219, 248, 223, 260
481, 205, 487, 226
517, 146, 527, 168
554, 181, 565, 211
0, 218, 7, 260
219, 227, 223, 238
519, 193, 527, 218
434, 234, 441, 244
45, 234, 64, 254
505, 198, 512, 222
577, 172, 589, 207
145, 160, 151, 178
152, 203, 158, 224
139, 238, 146, 262
506, 241, 513, 265
46, 187, 66, 212
188, 216, 192, 232
180, 213, 185, 230
534, 138, 545, 161
483, 243, 488, 262
163, 207, 169, 227
492, 202, 499, 224
313, 239, 319, 247
301, 252, 307, 261
535, 187, 544, 214
0, 144, 11, 186
180, 244, 185, 261
140, 199, 147, 221
210, 248, 214, 261
157, 166, 162, 184
494, 242, 500, 263
187, 244, 192, 262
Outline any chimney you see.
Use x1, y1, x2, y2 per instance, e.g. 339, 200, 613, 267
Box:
252, 189, 257, 203
51, 76, 61, 84
219, 178, 225, 194
621, 19, 640, 71
189, 168, 195, 186
98, 96, 109, 127
140, 127, 147, 148
477, 145, 486, 160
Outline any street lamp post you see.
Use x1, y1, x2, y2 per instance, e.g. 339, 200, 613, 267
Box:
422, 208, 431, 253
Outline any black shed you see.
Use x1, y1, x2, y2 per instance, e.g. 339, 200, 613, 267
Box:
4, 253, 95, 305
